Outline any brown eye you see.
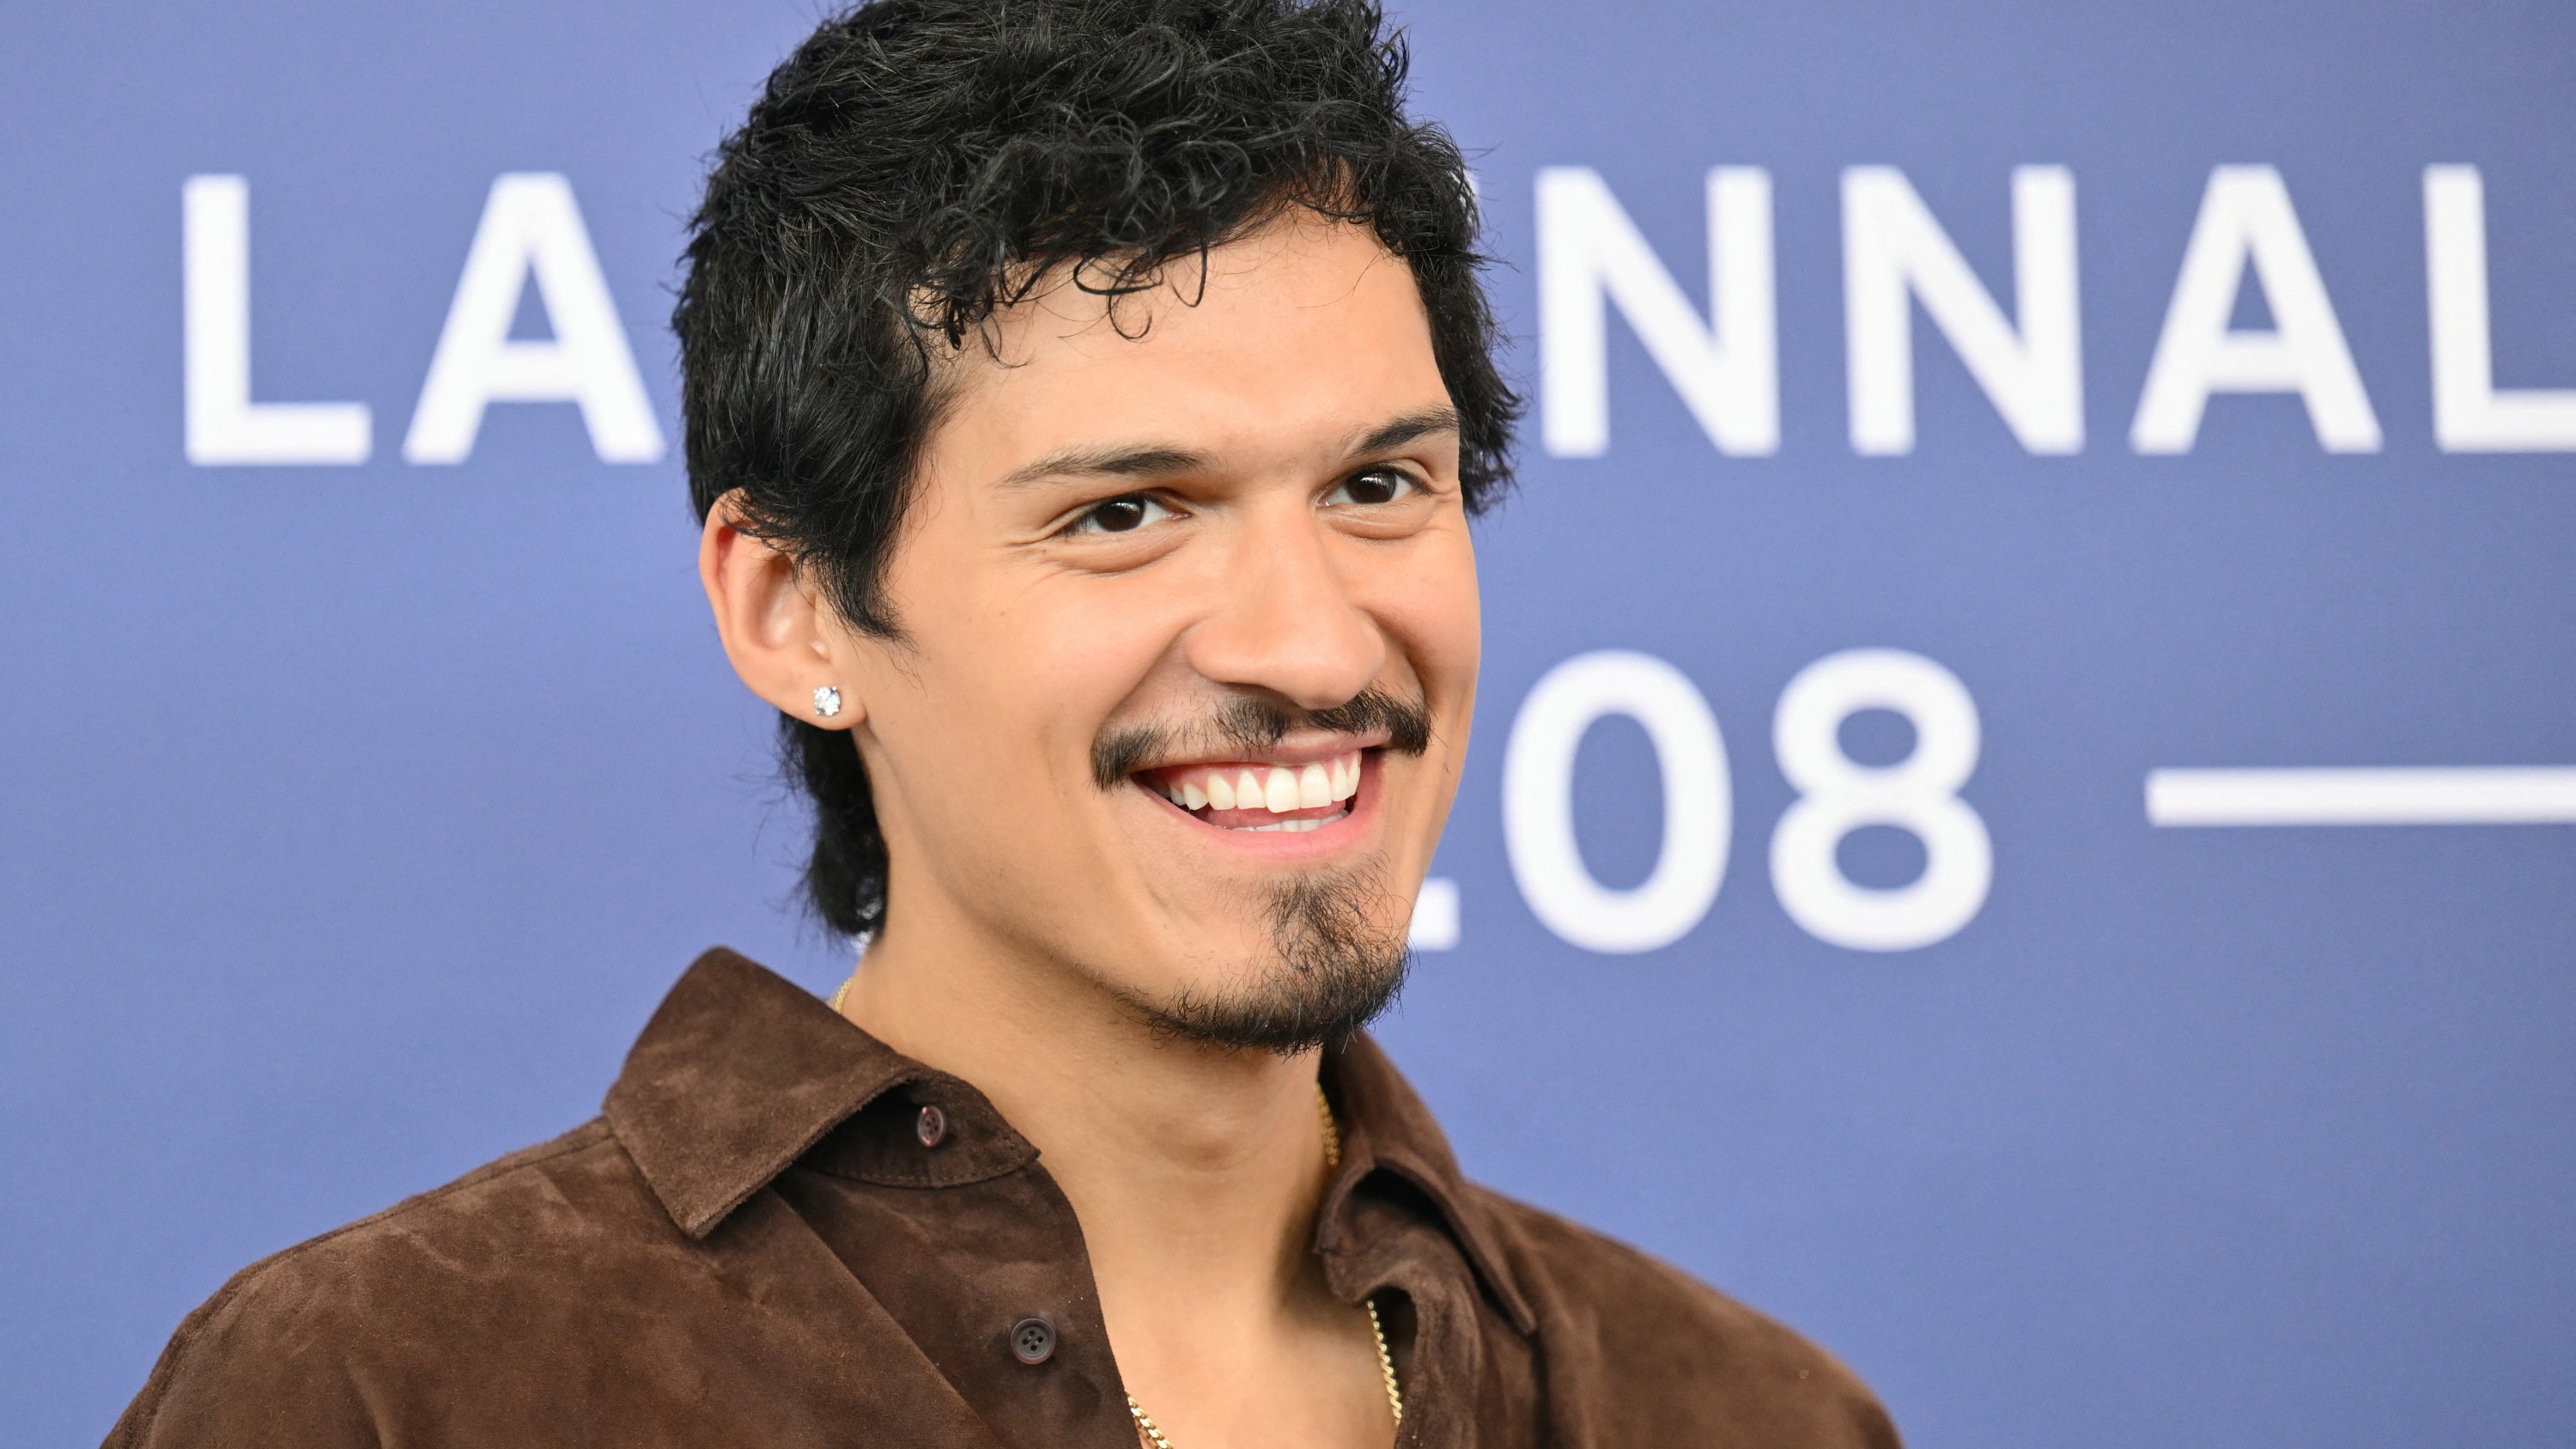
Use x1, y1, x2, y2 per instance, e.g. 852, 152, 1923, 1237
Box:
1332, 467, 1416, 507
1070, 495, 1175, 535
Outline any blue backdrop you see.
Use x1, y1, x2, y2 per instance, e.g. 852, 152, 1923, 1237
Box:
5, 2, 2571, 1444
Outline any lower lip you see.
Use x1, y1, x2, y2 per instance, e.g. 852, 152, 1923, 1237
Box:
1139, 752, 1380, 856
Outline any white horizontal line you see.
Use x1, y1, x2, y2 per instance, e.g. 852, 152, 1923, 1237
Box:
2147, 768, 2576, 825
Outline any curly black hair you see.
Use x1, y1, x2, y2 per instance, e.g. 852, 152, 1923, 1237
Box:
674, 0, 1520, 938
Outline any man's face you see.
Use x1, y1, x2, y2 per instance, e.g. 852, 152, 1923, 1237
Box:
839, 213, 1477, 1049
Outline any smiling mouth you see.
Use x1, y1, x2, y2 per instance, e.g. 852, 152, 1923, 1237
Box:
1139, 748, 1364, 833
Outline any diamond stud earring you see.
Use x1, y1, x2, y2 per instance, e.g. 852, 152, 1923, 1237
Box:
811, 685, 843, 720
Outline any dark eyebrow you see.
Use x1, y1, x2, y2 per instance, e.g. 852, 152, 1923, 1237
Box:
998, 406, 1460, 491
1349, 406, 1460, 460
999, 444, 1207, 490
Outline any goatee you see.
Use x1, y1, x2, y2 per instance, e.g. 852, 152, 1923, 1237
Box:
1135, 861, 1413, 1055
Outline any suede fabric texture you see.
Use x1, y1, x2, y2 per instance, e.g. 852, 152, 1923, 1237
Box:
108, 948, 1901, 1449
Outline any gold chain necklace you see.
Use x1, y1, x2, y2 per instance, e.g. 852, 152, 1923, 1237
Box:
1127, 1086, 1402, 1448
823, 979, 1401, 1442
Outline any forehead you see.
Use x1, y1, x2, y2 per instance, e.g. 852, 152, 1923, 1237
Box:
924, 215, 1449, 479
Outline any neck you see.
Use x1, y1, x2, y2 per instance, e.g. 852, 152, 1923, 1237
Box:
838, 906, 1342, 1349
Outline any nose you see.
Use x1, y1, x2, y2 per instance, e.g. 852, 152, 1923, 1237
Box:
1183, 508, 1386, 712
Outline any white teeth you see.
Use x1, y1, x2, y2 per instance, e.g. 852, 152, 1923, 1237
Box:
1239, 816, 1327, 832
1157, 750, 1364, 819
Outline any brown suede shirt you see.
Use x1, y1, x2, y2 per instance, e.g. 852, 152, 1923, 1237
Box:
109, 948, 1899, 1449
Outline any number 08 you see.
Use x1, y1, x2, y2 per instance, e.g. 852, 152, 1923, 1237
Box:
1502, 647, 1990, 953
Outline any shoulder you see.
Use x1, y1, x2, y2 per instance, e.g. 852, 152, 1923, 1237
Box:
108, 1121, 669, 1447
1469, 1186, 1902, 1449
180, 1118, 655, 1336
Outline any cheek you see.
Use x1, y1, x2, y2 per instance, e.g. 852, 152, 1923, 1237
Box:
926, 583, 1176, 787
1380, 532, 1482, 709
1019, 602, 1171, 752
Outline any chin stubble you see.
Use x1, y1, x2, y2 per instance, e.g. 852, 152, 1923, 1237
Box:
1134, 860, 1414, 1056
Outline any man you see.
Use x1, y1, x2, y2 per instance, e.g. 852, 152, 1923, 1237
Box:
111, 3, 1899, 1446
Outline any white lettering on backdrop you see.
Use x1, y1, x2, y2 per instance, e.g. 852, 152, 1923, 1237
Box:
1498, 648, 1988, 955
1504, 649, 1733, 954
180, 173, 660, 466
2423, 164, 2576, 451
1536, 166, 1779, 458
404, 174, 665, 466
2130, 164, 2383, 454
1540, 162, 2571, 457
181, 175, 373, 466
1842, 165, 2082, 456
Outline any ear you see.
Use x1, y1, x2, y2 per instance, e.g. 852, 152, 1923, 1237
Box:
698, 490, 863, 729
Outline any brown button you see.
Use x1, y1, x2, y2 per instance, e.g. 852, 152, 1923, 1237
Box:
915, 1105, 948, 1148
1009, 1316, 1055, 1365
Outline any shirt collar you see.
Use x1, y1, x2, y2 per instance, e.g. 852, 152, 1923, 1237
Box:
1320, 1033, 1540, 1335
605, 948, 1535, 1332
603, 948, 917, 1237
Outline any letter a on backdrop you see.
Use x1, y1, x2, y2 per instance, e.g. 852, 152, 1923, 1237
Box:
404, 174, 665, 465
2130, 166, 2381, 454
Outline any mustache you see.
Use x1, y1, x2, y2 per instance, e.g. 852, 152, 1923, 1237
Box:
1091, 686, 1433, 790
